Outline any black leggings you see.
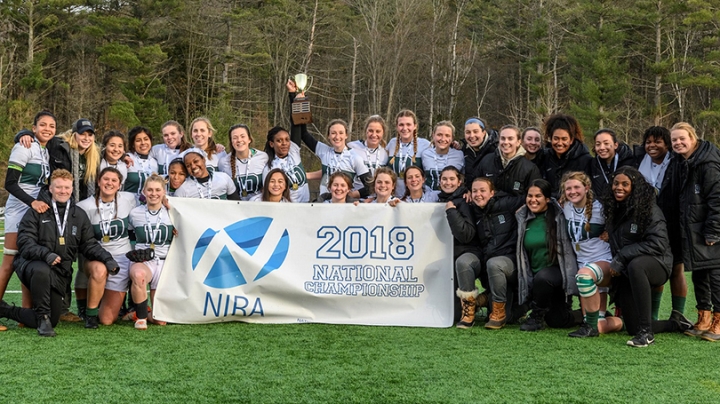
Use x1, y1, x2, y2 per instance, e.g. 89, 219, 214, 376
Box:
11, 261, 65, 328
691, 269, 720, 312
614, 256, 673, 335
532, 266, 579, 328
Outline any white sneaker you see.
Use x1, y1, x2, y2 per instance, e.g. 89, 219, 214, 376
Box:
134, 318, 148, 330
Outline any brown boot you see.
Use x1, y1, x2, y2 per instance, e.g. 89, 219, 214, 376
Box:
485, 301, 507, 330
685, 310, 712, 337
456, 289, 478, 329
475, 290, 489, 310
700, 312, 720, 342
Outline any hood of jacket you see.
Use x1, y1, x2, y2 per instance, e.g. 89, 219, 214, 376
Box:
687, 139, 720, 168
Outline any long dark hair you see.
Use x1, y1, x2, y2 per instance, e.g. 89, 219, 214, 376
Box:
101, 131, 126, 161
228, 123, 252, 178
128, 126, 153, 154
261, 168, 291, 202
601, 166, 655, 234
264, 126, 288, 169
527, 178, 558, 263
401, 166, 425, 200
94, 167, 123, 215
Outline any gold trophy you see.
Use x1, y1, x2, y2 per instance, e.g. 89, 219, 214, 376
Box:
291, 73, 313, 125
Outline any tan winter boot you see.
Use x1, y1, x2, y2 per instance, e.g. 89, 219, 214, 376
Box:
456, 289, 478, 329
485, 301, 507, 330
700, 312, 720, 342
475, 290, 489, 310
685, 310, 712, 337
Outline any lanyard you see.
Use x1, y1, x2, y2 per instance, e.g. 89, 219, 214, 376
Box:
276, 155, 299, 185
431, 150, 448, 190
52, 201, 70, 239
363, 141, 380, 173
144, 207, 164, 247
37, 141, 50, 184
600, 154, 619, 185
236, 149, 256, 194
569, 206, 585, 244
397, 142, 412, 174
194, 174, 213, 199
98, 200, 115, 240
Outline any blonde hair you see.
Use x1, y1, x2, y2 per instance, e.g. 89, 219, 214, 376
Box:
143, 173, 167, 191
364, 115, 387, 148
50, 168, 73, 183
559, 171, 594, 232
189, 117, 218, 159
670, 122, 698, 142
432, 120, 455, 148
390, 109, 419, 165
61, 129, 100, 185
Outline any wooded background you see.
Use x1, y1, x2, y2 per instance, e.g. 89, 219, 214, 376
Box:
1, 0, 719, 161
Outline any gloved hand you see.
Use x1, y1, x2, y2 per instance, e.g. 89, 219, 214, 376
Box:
125, 248, 155, 263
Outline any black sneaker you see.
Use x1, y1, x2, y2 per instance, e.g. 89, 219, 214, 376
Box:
85, 315, 99, 329
520, 316, 545, 332
78, 306, 87, 321
669, 310, 693, 332
37, 314, 56, 337
627, 331, 655, 347
568, 322, 599, 338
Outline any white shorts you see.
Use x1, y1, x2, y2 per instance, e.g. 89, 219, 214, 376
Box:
104, 254, 131, 293
4, 203, 30, 234
145, 259, 165, 290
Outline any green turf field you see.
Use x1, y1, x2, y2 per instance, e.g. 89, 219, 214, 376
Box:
2, 277, 718, 403
1, 222, 718, 403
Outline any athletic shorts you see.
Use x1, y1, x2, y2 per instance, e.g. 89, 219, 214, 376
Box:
103, 254, 131, 293
4, 203, 30, 234
144, 258, 165, 290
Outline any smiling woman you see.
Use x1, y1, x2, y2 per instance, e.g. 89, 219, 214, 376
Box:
538, 114, 592, 197
420, 121, 465, 192
476, 125, 540, 197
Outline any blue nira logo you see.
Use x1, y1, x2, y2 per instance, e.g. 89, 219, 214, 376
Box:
191, 217, 290, 289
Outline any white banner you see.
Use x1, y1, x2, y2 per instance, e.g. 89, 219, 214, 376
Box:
153, 197, 454, 327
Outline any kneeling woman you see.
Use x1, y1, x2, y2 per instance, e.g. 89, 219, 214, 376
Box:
440, 167, 482, 328
76, 167, 138, 327
559, 171, 623, 337
322, 172, 356, 204
127, 174, 174, 329
517, 179, 580, 331
604, 166, 692, 347
470, 177, 524, 330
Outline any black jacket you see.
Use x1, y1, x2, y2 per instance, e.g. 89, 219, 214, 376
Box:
633, 145, 682, 261
14, 192, 118, 293
589, 142, 635, 198
676, 140, 720, 271
440, 186, 481, 260
539, 140, 593, 197
606, 203, 672, 277
475, 149, 541, 197
472, 191, 524, 260
461, 130, 498, 189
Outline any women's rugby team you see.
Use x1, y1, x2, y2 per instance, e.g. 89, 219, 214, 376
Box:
1, 81, 718, 348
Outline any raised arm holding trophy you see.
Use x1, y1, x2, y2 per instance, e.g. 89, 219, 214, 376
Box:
291, 73, 313, 125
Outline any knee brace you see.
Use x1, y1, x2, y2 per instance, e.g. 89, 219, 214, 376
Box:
3, 248, 18, 256
585, 263, 604, 284
576, 273, 597, 298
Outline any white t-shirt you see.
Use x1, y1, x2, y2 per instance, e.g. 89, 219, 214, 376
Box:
218, 149, 269, 201
150, 144, 183, 176
386, 137, 431, 197
562, 199, 612, 265
76, 192, 137, 257
312, 142, 369, 194
347, 140, 389, 191
264, 142, 309, 203
420, 147, 466, 191
124, 153, 159, 195
128, 205, 174, 258
174, 171, 237, 199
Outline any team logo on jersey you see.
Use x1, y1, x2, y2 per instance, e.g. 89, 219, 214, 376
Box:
191, 217, 290, 289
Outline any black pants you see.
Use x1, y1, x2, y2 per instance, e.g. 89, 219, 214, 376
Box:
532, 266, 579, 328
614, 256, 673, 335
11, 261, 64, 328
691, 269, 720, 312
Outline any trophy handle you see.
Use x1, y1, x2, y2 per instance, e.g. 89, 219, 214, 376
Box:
305, 76, 313, 93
